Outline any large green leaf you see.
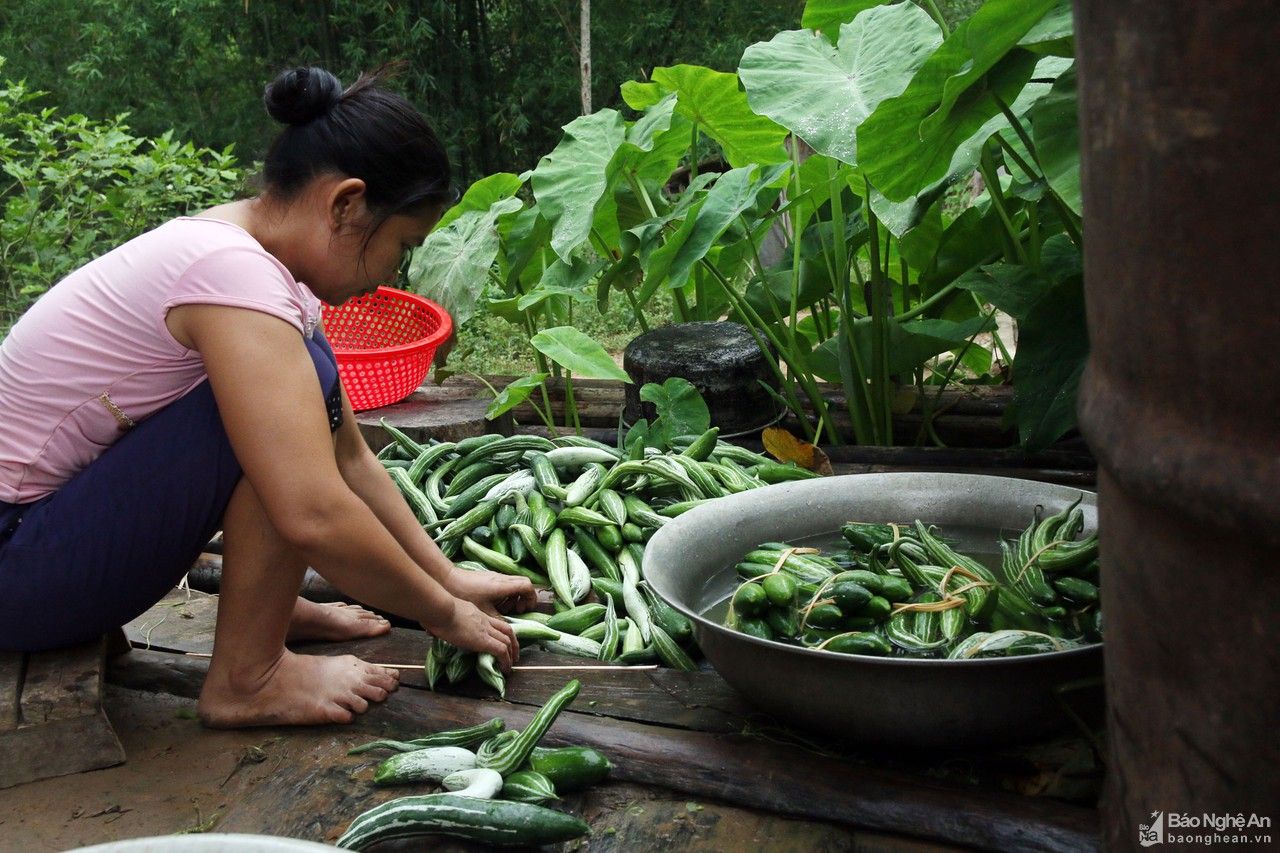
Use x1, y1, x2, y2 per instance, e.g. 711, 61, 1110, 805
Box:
1029, 67, 1081, 216
406, 196, 522, 326
740, 3, 941, 166
918, 205, 1005, 294
620, 80, 669, 111
486, 373, 550, 420
640, 377, 711, 450
530, 110, 626, 262
651, 65, 789, 168
517, 255, 604, 310
921, 0, 1059, 138
1019, 0, 1074, 56
1008, 276, 1087, 450
857, 0, 1060, 201
800, 0, 891, 41
953, 261, 1053, 320
888, 315, 995, 376
663, 164, 789, 291
530, 326, 631, 382
437, 172, 523, 231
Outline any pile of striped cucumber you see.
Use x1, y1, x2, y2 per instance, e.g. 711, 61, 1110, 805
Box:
726, 498, 1101, 659
376, 422, 820, 684
337, 680, 609, 849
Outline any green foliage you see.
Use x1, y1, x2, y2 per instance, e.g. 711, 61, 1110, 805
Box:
0, 64, 242, 329
637, 377, 711, 450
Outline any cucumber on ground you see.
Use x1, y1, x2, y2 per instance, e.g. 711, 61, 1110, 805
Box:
334, 794, 589, 849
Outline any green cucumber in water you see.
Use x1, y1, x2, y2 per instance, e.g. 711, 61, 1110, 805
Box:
731, 582, 768, 617
819, 631, 893, 656
334, 793, 589, 849
527, 745, 612, 791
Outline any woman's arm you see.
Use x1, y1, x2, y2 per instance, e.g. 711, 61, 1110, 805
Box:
172, 303, 518, 664
331, 389, 537, 614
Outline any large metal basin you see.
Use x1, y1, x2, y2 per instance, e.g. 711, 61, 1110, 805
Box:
642, 472, 1103, 747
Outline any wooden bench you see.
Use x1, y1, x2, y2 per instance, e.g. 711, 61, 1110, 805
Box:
0, 635, 126, 789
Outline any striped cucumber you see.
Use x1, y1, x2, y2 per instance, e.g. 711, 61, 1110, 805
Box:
407, 441, 456, 485
477, 653, 506, 698
598, 594, 620, 661
545, 528, 574, 607
460, 536, 551, 587
476, 680, 581, 775
618, 550, 652, 643
500, 770, 558, 804
348, 718, 505, 755
441, 768, 505, 799
379, 419, 426, 458
373, 746, 478, 786
334, 794, 588, 850
563, 463, 605, 507
566, 548, 592, 603
387, 467, 439, 526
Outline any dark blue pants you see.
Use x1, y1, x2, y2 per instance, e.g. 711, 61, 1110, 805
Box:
0, 331, 340, 652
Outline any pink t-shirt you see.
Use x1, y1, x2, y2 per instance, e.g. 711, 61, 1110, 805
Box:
0, 217, 322, 503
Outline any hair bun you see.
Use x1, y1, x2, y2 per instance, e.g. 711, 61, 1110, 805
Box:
264, 67, 342, 126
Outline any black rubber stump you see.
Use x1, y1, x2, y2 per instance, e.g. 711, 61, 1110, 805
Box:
623, 321, 780, 436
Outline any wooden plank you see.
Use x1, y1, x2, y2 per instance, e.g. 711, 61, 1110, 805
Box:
0, 652, 23, 732
0, 711, 127, 789
18, 638, 107, 725
123, 588, 219, 656
123, 588, 759, 734
108, 650, 1100, 853
1, 637, 126, 789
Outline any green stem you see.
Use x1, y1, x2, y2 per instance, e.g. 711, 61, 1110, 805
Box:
523, 312, 559, 437
700, 258, 834, 443
689, 121, 699, 182
921, 0, 950, 35
624, 287, 650, 333
979, 147, 1028, 266
672, 286, 691, 322
624, 170, 659, 219
564, 371, 581, 434
864, 188, 890, 444
899, 259, 911, 315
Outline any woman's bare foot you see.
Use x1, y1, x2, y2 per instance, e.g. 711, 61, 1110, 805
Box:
287, 597, 391, 643
198, 650, 399, 728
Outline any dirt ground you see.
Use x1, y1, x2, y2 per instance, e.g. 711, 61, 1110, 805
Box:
0, 685, 948, 852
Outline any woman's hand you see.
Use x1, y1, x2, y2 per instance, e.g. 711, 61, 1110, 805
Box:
444, 569, 538, 618
426, 598, 520, 671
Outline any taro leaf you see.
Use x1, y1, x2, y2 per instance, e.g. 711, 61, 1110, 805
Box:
746, 265, 815, 323
943, 55, 1075, 191
530, 110, 627, 262
1008, 276, 1088, 450
500, 207, 551, 291
867, 183, 948, 271
1018, 0, 1074, 57
797, 308, 840, 348
640, 377, 711, 450
621, 80, 669, 111
1039, 233, 1082, 284
484, 295, 524, 325
623, 418, 651, 452
407, 196, 523, 327
887, 315, 995, 376
739, 3, 941, 166
856, 0, 1059, 201
634, 113, 695, 184
486, 373, 550, 420
651, 65, 789, 168
626, 94, 678, 153
808, 335, 844, 383
800, 0, 893, 41
530, 326, 631, 382
953, 262, 1054, 320
918, 205, 1006, 294
1029, 67, 1081, 216
639, 195, 707, 305
517, 255, 605, 311
438, 172, 524, 231
662, 163, 789, 291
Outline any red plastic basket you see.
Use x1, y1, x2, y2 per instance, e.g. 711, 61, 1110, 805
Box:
320, 286, 453, 412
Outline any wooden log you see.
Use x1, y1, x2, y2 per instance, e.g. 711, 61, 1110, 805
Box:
0, 638, 126, 789
353, 383, 513, 451
108, 649, 1100, 852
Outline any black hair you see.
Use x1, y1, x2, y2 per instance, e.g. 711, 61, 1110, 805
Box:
261, 65, 455, 236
